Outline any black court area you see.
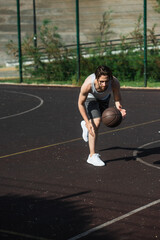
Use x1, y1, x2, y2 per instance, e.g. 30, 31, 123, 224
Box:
0, 84, 159, 240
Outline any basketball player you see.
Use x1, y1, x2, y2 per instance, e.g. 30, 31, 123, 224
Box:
78, 65, 126, 167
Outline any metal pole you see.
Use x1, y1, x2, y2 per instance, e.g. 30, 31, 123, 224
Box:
144, 0, 147, 87
16, 0, 23, 83
33, 0, 37, 48
76, 0, 80, 83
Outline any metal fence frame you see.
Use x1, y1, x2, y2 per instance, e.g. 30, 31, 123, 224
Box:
16, 0, 150, 86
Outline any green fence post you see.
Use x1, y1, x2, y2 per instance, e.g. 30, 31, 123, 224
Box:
76, 0, 80, 83
144, 0, 147, 87
16, 0, 23, 83
33, 0, 37, 48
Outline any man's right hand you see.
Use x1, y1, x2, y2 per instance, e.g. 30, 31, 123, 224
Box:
86, 121, 95, 137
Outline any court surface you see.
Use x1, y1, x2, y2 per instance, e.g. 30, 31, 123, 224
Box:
0, 84, 159, 240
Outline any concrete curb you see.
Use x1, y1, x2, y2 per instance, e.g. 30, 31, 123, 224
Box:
0, 82, 160, 90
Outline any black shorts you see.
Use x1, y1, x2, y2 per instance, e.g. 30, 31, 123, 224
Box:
85, 94, 111, 120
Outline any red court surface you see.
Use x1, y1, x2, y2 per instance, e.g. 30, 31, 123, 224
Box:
0, 84, 159, 240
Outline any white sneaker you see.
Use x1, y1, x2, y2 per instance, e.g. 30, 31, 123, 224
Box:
81, 120, 88, 142
87, 154, 105, 167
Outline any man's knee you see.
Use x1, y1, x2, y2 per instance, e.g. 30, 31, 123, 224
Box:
90, 118, 101, 130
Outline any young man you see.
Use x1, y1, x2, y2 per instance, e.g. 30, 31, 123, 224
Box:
78, 65, 126, 167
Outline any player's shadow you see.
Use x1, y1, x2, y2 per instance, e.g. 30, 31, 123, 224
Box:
154, 160, 160, 165
137, 146, 160, 165
99, 146, 160, 165
99, 146, 137, 163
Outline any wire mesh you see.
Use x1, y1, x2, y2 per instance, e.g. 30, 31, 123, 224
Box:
0, 0, 159, 81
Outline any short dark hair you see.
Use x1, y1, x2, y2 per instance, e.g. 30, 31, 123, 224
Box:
95, 65, 113, 80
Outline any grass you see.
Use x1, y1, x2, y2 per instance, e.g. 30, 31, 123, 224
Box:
120, 80, 160, 88
0, 78, 73, 85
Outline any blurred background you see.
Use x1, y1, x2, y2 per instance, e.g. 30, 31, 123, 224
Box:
0, 0, 160, 86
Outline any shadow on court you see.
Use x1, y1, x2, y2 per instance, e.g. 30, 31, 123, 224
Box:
138, 147, 160, 164
0, 192, 91, 239
100, 145, 160, 165
99, 146, 137, 163
0, 192, 126, 240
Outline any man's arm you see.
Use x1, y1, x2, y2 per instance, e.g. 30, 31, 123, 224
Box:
78, 80, 95, 136
78, 86, 89, 124
112, 77, 126, 118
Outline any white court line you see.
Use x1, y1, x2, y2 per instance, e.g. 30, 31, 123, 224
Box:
0, 91, 44, 120
0, 229, 52, 240
133, 140, 160, 170
68, 199, 160, 240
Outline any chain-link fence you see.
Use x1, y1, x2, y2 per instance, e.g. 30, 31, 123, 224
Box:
0, 0, 160, 82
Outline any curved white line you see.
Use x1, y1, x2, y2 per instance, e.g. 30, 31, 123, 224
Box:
133, 140, 160, 170
0, 91, 44, 120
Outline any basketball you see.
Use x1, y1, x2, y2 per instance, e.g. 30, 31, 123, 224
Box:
102, 107, 122, 128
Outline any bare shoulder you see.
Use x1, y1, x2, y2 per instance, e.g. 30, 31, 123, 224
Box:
80, 75, 92, 94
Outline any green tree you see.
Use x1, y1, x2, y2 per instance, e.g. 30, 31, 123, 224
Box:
154, 0, 160, 13
96, 10, 114, 55
130, 14, 143, 50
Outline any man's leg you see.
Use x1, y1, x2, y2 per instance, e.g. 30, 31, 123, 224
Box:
83, 99, 105, 166
87, 117, 105, 166
88, 117, 101, 156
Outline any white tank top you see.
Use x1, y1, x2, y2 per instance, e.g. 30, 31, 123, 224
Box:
87, 73, 112, 100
